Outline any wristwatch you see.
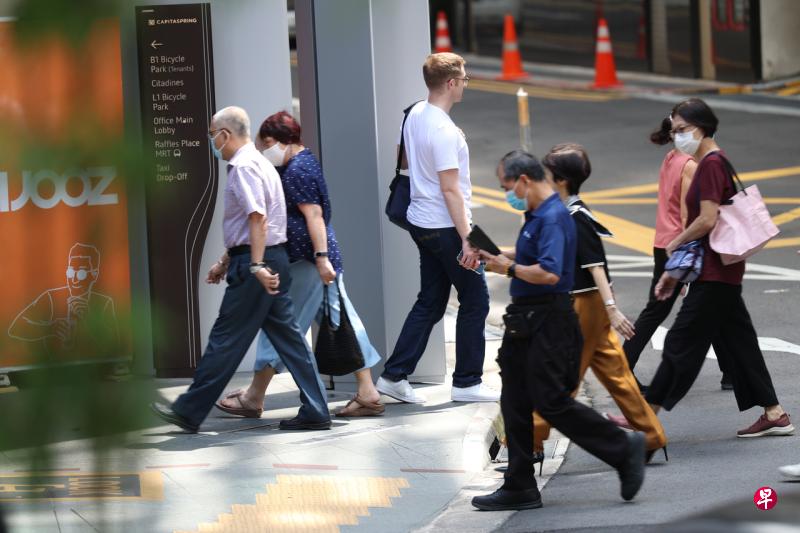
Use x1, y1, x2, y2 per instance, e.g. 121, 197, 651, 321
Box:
604, 298, 616, 307
249, 262, 266, 274
314, 251, 329, 258
506, 263, 517, 279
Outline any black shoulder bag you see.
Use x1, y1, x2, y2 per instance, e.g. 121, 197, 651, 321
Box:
384, 101, 420, 231
314, 278, 365, 376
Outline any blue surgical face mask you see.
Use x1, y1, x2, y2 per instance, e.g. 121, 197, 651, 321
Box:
209, 132, 227, 160
506, 189, 527, 211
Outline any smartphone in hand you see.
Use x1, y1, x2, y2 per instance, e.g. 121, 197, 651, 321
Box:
457, 250, 485, 275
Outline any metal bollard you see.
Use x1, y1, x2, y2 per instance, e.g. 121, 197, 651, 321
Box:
516, 87, 531, 152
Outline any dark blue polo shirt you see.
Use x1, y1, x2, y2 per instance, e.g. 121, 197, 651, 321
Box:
510, 192, 576, 298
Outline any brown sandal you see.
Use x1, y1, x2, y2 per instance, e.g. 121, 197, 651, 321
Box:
335, 395, 385, 417
215, 390, 263, 418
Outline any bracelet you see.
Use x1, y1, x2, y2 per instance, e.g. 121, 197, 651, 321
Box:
314, 251, 328, 258
603, 298, 616, 307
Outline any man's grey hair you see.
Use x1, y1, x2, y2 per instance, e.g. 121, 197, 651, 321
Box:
212, 106, 251, 138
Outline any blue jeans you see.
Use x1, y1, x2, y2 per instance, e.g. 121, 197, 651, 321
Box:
382, 225, 489, 388
255, 261, 381, 373
172, 247, 330, 426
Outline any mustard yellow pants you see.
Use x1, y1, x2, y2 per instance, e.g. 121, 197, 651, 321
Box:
533, 291, 667, 451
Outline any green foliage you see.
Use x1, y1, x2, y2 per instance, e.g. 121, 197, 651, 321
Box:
12, 0, 127, 45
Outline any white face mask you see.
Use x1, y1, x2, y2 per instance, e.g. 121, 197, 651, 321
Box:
262, 143, 287, 166
674, 129, 701, 155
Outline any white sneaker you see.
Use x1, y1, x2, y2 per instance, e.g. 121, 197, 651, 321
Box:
376, 377, 426, 404
778, 463, 800, 479
451, 383, 500, 402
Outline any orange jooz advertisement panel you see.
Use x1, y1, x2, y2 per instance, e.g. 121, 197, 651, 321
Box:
0, 19, 132, 370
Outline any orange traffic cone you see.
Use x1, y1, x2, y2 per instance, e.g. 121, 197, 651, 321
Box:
497, 14, 528, 80
434, 11, 452, 53
593, 18, 621, 88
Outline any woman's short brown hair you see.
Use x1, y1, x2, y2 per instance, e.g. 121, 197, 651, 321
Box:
258, 111, 302, 145
542, 143, 592, 196
422, 52, 465, 90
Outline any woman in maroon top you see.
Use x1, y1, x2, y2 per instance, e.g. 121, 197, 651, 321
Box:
645, 99, 793, 438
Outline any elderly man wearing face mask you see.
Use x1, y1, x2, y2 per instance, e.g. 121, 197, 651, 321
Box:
216, 111, 385, 419
150, 106, 331, 433
471, 150, 645, 511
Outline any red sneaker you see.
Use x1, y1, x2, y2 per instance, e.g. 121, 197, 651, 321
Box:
605, 412, 633, 431
737, 413, 795, 438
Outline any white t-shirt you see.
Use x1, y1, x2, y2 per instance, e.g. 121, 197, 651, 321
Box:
402, 101, 471, 229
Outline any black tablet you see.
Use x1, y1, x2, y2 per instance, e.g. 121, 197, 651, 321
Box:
467, 225, 502, 256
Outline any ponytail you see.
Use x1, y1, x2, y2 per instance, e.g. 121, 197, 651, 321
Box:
650, 116, 672, 145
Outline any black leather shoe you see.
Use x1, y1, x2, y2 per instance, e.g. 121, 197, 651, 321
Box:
150, 402, 199, 433
472, 487, 543, 511
279, 416, 332, 430
618, 432, 645, 501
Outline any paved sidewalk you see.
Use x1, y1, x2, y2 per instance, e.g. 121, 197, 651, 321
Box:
2, 308, 511, 533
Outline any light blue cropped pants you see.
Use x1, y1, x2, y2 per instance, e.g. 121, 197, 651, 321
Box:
255, 260, 381, 373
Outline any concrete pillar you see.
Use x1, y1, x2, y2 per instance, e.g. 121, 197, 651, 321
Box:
760, 0, 800, 80
296, 0, 446, 385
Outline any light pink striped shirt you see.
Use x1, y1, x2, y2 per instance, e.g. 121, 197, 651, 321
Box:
223, 143, 287, 249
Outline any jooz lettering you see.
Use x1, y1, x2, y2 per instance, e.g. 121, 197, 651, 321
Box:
0, 167, 118, 212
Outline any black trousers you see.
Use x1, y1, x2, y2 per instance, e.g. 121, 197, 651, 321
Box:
645, 281, 779, 411
624, 247, 727, 378
499, 294, 630, 492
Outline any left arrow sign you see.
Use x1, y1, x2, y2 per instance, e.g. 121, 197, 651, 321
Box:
150, 40, 163, 50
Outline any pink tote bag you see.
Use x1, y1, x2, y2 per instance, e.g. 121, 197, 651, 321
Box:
710, 184, 779, 265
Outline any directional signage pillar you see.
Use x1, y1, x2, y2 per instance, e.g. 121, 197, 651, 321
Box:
135, 4, 217, 377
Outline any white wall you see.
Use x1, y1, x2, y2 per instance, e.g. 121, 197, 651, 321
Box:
760, 0, 800, 80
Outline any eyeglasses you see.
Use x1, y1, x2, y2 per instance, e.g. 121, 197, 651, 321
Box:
207, 128, 229, 141
670, 125, 696, 135
452, 76, 470, 86
66, 267, 96, 281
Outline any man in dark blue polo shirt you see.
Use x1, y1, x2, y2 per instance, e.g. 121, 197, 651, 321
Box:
471, 150, 645, 511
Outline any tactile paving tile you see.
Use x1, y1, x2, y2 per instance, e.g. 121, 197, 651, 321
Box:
175, 475, 410, 533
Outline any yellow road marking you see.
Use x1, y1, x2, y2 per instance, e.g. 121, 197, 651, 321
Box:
581, 165, 800, 200
581, 198, 658, 205
772, 206, 800, 226
472, 185, 506, 199
765, 198, 800, 205
472, 164, 800, 253
777, 85, 800, 96
468, 78, 623, 102
177, 475, 409, 533
591, 211, 655, 255
766, 237, 800, 248
477, 196, 800, 207
473, 193, 525, 215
